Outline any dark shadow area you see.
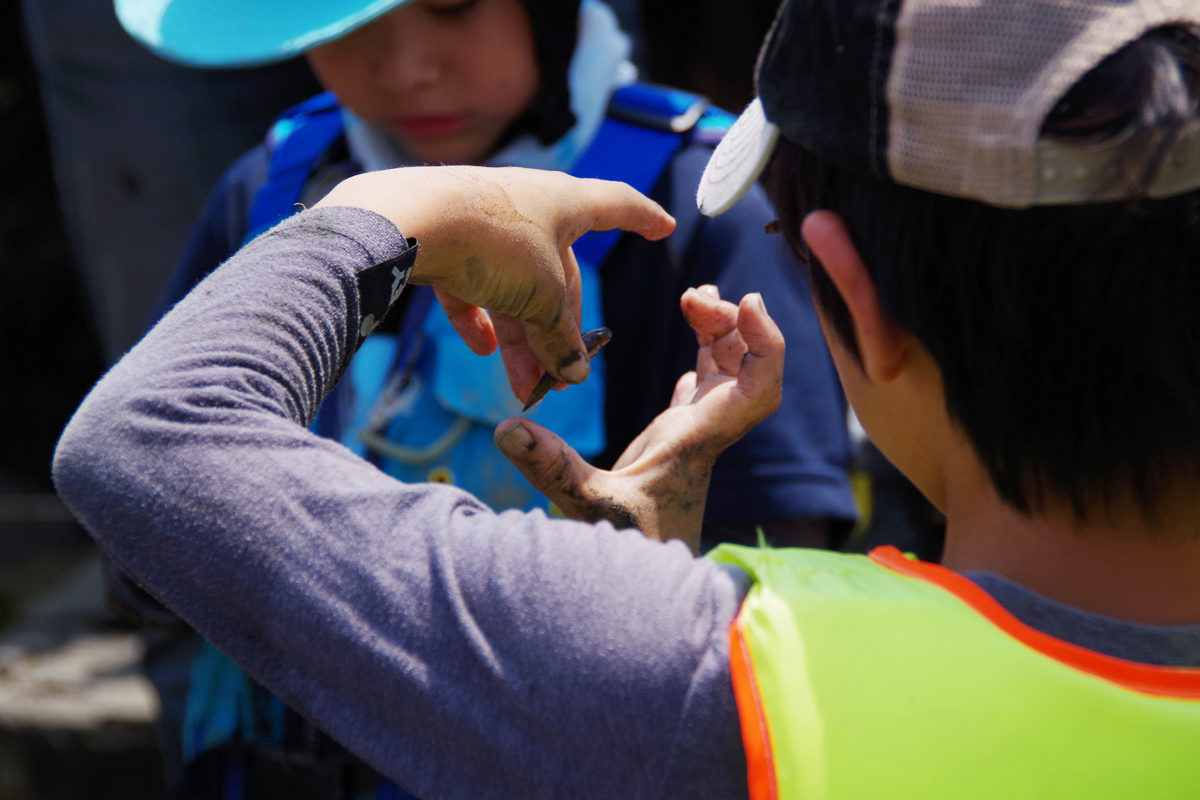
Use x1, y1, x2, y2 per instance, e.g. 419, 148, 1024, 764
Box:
0, 0, 105, 495
642, 0, 781, 112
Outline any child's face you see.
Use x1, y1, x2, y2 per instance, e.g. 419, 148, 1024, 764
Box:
307, 0, 541, 165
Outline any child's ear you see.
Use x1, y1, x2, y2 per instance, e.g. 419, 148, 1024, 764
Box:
801, 211, 909, 383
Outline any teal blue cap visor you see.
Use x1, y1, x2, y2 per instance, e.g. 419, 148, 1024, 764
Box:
115, 0, 418, 67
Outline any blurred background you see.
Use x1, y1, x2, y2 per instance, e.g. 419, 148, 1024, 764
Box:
0, 0, 789, 796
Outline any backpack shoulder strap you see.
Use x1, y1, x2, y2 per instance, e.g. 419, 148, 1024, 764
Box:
245, 92, 346, 243
607, 82, 710, 132
571, 82, 726, 268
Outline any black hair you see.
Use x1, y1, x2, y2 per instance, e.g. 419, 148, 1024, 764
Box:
760, 26, 1200, 520
518, 0, 581, 144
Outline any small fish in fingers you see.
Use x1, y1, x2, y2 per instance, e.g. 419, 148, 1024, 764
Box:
523, 328, 613, 412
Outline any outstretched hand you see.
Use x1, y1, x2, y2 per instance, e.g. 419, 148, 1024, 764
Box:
315, 166, 675, 399
495, 285, 785, 552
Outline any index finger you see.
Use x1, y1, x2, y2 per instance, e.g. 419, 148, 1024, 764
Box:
566, 178, 677, 243
733, 293, 785, 404
520, 244, 588, 385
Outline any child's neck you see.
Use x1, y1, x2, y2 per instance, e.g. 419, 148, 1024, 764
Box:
940, 475, 1200, 625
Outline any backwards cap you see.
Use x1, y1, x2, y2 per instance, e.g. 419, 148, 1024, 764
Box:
698, 0, 1200, 215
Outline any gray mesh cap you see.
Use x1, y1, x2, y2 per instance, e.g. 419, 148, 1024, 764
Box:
697, 0, 1200, 216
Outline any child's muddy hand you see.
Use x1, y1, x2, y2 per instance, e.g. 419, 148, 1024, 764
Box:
494, 294, 782, 553
494, 418, 672, 543
315, 166, 674, 400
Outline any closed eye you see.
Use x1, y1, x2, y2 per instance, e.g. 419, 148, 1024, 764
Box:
427, 0, 481, 19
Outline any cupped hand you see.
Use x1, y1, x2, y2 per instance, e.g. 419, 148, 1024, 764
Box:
314, 166, 675, 399
494, 286, 785, 552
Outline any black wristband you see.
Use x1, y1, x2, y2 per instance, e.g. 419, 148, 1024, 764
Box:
355, 237, 418, 346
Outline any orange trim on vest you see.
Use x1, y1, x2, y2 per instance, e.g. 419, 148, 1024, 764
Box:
729, 613, 777, 800
869, 545, 1200, 699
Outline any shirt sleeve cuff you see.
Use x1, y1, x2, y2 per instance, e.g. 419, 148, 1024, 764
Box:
354, 236, 418, 345
269, 205, 420, 350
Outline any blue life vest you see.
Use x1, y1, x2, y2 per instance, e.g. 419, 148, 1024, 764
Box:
184, 85, 734, 788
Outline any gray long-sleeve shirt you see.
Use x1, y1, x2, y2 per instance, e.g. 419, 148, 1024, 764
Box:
53, 207, 752, 800
54, 206, 1200, 800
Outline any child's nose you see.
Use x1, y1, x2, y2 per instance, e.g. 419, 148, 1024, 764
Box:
373, 14, 444, 91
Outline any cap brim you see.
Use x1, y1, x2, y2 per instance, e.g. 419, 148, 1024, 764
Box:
697, 98, 780, 217
115, 0, 416, 67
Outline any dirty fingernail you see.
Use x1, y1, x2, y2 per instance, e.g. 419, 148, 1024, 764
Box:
496, 421, 535, 456
558, 351, 590, 384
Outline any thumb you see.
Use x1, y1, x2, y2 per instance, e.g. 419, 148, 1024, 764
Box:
494, 418, 611, 520
520, 245, 588, 385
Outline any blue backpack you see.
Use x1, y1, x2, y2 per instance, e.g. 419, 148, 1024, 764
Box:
185, 84, 733, 793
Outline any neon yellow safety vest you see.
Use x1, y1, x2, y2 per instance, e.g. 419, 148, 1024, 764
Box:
707, 544, 1200, 799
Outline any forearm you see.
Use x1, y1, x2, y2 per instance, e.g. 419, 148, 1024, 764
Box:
54, 205, 432, 755
55, 206, 413, 570
53, 205, 748, 800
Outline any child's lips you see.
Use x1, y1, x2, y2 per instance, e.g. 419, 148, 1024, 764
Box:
393, 116, 468, 137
